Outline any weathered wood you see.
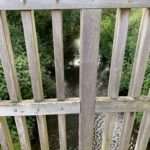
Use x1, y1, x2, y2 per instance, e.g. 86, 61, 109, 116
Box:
36, 115, 49, 150
52, 10, 65, 101
0, 11, 31, 150
102, 8, 130, 150
119, 8, 150, 150
52, 10, 67, 150
0, 97, 149, 116
21, 10, 49, 150
58, 115, 67, 150
0, 11, 21, 103
134, 89, 150, 150
0, 97, 150, 115
79, 9, 101, 150
108, 9, 130, 97
135, 113, 150, 150
14, 117, 32, 150
0, 0, 150, 10
0, 3, 150, 150
21, 11, 43, 102
0, 117, 14, 150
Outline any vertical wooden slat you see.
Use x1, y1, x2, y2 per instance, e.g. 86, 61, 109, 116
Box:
102, 8, 130, 150
0, 11, 31, 150
134, 89, 150, 150
0, 11, 20, 103
58, 115, 67, 150
0, 117, 13, 150
119, 8, 150, 150
79, 9, 101, 150
21, 10, 49, 150
36, 115, 49, 150
52, 10, 67, 150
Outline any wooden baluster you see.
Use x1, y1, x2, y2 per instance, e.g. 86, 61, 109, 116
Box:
134, 89, 150, 150
0, 117, 14, 150
21, 10, 49, 150
52, 10, 67, 150
79, 9, 101, 150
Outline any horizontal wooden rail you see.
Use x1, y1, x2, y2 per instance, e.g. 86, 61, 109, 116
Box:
0, 0, 150, 10
0, 97, 149, 116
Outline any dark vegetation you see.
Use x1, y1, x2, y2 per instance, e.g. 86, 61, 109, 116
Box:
0, 9, 150, 148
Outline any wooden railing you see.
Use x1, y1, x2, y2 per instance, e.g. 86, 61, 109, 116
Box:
0, 1, 150, 150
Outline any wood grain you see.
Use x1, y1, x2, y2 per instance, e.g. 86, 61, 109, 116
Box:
21, 10, 49, 150
0, 97, 150, 116
119, 8, 150, 150
0, 11, 21, 103
102, 8, 130, 150
0, 0, 150, 10
52, 10, 67, 150
0, 11, 31, 150
79, 9, 101, 150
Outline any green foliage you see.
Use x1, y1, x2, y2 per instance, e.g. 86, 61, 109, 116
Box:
15, 53, 33, 99
0, 63, 9, 100
6, 117, 21, 149
135, 112, 143, 128
142, 59, 150, 95
26, 117, 37, 140
100, 9, 116, 65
